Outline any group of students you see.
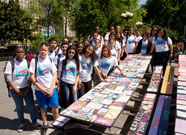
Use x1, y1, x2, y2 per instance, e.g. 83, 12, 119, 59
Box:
4, 25, 173, 134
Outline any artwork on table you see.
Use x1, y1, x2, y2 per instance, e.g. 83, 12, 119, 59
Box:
60, 55, 151, 127
128, 93, 156, 135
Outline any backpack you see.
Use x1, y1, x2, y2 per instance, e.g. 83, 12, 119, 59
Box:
4, 58, 30, 98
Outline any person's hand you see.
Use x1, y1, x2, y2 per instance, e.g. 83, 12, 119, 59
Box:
56, 85, 60, 93
41, 88, 49, 95
169, 53, 173, 59
121, 72, 127, 77
78, 81, 82, 89
102, 73, 108, 79
23, 87, 30, 96
48, 90, 53, 97
17, 90, 24, 97
72, 86, 77, 94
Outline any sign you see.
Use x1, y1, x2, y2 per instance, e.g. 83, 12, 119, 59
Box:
42, 26, 55, 39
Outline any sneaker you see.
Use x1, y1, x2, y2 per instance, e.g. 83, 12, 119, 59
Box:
41, 125, 48, 135
32, 123, 42, 129
17, 124, 25, 133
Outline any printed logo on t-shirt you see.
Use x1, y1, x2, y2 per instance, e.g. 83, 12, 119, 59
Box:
156, 40, 166, 45
112, 53, 117, 57
100, 62, 111, 70
128, 40, 135, 44
38, 65, 51, 76
16, 67, 28, 77
81, 61, 92, 71
141, 44, 148, 54
65, 66, 76, 76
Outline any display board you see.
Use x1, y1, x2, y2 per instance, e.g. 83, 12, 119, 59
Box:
148, 95, 171, 135
147, 66, 163, 93
178, 55, 186, 81
128, 93, 156, 135
119, 55, 152, 78
175, 81, 186, 134
160, 65, 174, 94
175, 55, 186, 134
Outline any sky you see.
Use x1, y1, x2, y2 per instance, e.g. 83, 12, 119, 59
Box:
138, 0, 147, 6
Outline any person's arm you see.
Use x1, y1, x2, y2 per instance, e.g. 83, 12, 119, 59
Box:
72, 73, 79, 94
134, 41, 138, 54
30, 72, 49, 95
94, 66, 105, 82
48, 71, 57, 97
169, 43, 173, 59
7, 79, 24, 97
150, 43, 155, 54
116, 65, 126, 77
117, 49, 120, 62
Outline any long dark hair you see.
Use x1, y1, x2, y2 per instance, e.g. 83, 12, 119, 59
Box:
116, 31, 123, 46
61, 45, 80, 77
82, 44, 97, 65
157, 28, 168, 40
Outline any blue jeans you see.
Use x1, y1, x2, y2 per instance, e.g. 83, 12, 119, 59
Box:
10, 87, 37, 124
60, 81, 77, 108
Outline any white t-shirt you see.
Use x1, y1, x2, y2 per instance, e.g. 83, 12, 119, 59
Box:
29, 55, 57, 90
54, 53, 66, 66
48, 51, 56, 62
124, 35, 137, 53
152, 37, 172, 52
79, 55, 98, 82
104, 32, 110, 42
95, 47, 102, 58
58, 59, 81, 84
141, 40, 149, 55
111, 49, 118, 58
98, 56, 118, 75
5, 58, 29, 89
135, 36, 142, 43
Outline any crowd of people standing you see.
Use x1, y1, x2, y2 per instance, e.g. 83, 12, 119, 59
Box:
4, 25, 173, 134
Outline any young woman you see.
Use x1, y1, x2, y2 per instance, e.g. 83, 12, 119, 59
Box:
108, 38, 120, 61
29, 43, 59, 130
136, 32, 152, 55
95, 39, 102, 58
116, 31, 125, 60
97, 45, 126, 83
79, 44, 104, 95
149, 27, 158, 42
4, 46, 41, 132
76, 43, 84, 55
58, 45, 81, 108
150, 28, 173, 74
124, 27, 138, 54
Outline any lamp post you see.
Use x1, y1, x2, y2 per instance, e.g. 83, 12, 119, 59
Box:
136, 21, 143, 29
24, 21, 27, 54
121, 11, 133, 29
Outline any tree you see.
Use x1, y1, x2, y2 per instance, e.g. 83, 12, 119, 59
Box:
0, 1, 33, 46
142, 0, 186, 41
72, 0, 146, 40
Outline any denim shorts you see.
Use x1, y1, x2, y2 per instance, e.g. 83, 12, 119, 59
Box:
35, 88, 59, 109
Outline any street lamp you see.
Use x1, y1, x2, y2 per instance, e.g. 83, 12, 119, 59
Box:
136, 21, 143, 28
24, 21, 28, 54
121, 11, 133, 27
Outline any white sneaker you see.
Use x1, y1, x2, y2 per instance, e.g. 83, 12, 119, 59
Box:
17, 124, 24, 133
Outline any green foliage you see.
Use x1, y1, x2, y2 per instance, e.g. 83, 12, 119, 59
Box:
72, 0, 146, 40
142, 0, 186, 41
0, 1, 33, 45
30, 33, 44, 54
